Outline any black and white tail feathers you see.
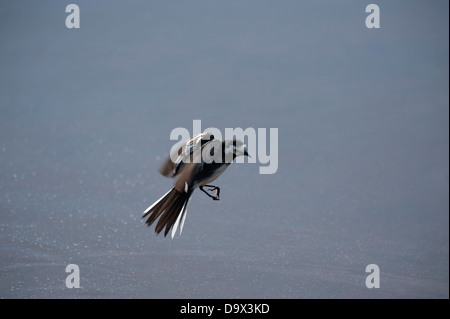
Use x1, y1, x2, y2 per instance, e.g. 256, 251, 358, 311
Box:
142, 188, 191, 239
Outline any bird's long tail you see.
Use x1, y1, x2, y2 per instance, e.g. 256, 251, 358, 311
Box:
142, 188, 191, 238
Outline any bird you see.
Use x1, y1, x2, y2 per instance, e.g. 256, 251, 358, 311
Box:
142, 132, 249, 238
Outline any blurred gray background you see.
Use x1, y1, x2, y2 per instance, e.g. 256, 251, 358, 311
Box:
0, 0, 448, 298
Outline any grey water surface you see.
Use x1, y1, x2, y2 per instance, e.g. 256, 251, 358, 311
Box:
0, 1, 448, 298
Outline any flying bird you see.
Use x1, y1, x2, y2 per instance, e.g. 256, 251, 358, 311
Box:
142, 132, 249, 238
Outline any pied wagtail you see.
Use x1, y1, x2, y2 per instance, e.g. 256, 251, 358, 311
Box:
142, 132, 249, 238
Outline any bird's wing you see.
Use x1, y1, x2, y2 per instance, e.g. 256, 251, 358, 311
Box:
159, 132, 214, 178
174, 148, 202, 193
158, 143, 184, 177
174, 139, 221, 193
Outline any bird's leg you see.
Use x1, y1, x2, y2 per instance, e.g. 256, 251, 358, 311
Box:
200, 185, 220, 201
203, 184, 220, 199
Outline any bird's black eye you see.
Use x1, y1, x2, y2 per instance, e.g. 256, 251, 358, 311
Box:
210, 134, 214, 140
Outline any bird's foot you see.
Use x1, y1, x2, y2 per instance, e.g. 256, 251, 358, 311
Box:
200, 185, 221, 201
